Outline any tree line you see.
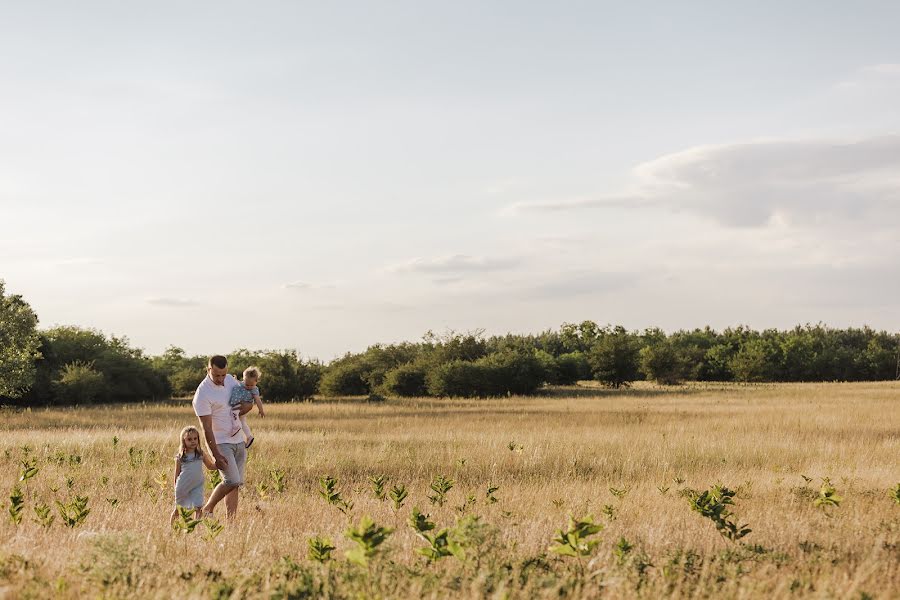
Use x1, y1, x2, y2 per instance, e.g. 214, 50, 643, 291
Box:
1, 281, 897, 405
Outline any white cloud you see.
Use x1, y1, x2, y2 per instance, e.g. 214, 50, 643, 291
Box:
509, 134, 900, 229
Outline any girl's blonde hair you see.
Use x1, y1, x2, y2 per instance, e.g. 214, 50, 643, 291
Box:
243, 366, 261, 380
177, 425, 204, 461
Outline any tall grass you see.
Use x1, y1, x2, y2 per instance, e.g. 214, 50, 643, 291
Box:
1, 381, 898, 598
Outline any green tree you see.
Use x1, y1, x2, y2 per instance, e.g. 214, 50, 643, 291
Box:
640, 336, 688, 385
0, 281, 42, 398
588, 326, 641, 388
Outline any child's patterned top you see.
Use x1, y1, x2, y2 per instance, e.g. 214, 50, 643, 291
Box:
229, 384, 259, 408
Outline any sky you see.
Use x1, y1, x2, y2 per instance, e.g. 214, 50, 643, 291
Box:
2, 1, 899, 360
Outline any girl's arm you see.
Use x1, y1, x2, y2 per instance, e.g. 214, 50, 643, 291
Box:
254, 393, 265, 417
173, 458, 181, 487
200, 450, 217, 470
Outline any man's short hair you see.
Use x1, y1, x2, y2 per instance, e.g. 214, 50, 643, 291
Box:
209, 355, 227, 369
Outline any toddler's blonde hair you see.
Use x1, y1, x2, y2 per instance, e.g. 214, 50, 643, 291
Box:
243, 366, 261, 380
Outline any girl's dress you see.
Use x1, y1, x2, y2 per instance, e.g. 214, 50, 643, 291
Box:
174, 452, 205, 509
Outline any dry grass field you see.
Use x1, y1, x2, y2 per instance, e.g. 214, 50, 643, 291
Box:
1, 382, 898, 599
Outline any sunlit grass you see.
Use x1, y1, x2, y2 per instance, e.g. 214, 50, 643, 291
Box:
1, 382, 898, 598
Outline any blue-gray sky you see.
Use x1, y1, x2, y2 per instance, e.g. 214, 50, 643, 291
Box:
2, 1, 899, 359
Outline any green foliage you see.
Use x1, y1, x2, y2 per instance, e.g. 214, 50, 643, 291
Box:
207, 469, 222, 491
52, 361, 107, 405
56, 495, 90, 528
307, 536, 335, 563
270, 469, 287, 494
32, 503, 54, 528
549, 515, 604, 557
25, 326, 170, 405
319, 476, 353, 514
389, 484, 408, 510
555, 352, 590, 384
891, 482, 900, 505
203, 517, 225, 541
428, 475, 454, 507
369, 475, 387, 501
688, 485, 751, 542
0, 281, 41, 398
382, 363, 428, 397
19, 459, 39, 482
640, 335, 689, 385
588, 326, 642, 388
613, 537, 634, 564
409, 508, 463, 563
319, 356, 370, 396
8, 486, 25, 524
486, 483, 500, 504
609, 486, 629, 499
344, 515, 393, 567
729, 337, 780, 382
814, 478, 842, 510
173, 507, 202, 534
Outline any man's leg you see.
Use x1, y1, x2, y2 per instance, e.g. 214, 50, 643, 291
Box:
204, 481, 238, 514
204, 443, 242, 515
224, 486, 239, 518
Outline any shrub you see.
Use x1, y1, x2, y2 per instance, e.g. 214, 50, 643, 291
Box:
426, 360, 488, 397
478, 350, 545, 395
556, 351, 590, 385
320, 356, 370, 396
52, 362, 107, 405
382, 363, 428, 397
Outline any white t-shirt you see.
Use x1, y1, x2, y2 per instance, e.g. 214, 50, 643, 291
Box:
192, 374, 242, 445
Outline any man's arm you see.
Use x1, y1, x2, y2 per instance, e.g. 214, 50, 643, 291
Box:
197, 414, 228, 469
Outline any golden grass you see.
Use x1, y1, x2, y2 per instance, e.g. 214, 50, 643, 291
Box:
1, 382, 898, 599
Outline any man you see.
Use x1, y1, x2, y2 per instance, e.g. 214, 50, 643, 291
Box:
192, 355, 252, 518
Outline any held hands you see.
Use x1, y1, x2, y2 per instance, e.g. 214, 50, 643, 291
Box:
214, 452, 229, 470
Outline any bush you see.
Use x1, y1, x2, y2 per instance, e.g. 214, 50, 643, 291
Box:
479, 350, 545, 395
556, 352, 590, 385
320, 356, 370, 396
382, 363, 428, 397
426, 360, 489, 397
52, 362, 106, 405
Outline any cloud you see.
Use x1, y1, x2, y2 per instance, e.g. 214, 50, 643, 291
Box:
389, 254, 522, 275
148, 297, 199, 308
508, 135, 900, 228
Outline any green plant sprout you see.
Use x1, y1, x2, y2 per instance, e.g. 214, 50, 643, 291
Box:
344, 515, 393, 567
307, 536, 335, 563
319, 475, 353, 514
389, 484, 408, 510
56, 495, 90, 528
428, 475, 454, 507
369, 475, 387, 501
549, 515, 603, 558
688, 485, 751, 542
8, 486, 25, 524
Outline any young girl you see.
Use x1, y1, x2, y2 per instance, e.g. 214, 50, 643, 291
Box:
171, 425, 217, 525
228, 366, 265, 449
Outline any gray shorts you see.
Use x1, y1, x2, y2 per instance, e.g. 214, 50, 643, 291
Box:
218, 442, 247, 486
